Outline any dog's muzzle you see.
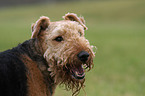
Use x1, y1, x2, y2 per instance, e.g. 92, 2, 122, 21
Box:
69, 51, 90, 80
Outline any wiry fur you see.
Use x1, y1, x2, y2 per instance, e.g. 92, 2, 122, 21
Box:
0, 13, 95, 96
38, 14, 95, 95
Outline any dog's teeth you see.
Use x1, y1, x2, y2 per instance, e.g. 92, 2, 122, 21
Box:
82, 64, 87, 69
75, 71, 78, 75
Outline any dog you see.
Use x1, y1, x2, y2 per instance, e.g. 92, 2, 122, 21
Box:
0, 13, 95, 96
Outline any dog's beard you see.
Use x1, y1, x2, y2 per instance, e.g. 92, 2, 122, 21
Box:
43, 42, 95, 96
44, 51, 94, 96
58, 67, 85, 96
44, 61, 85, 95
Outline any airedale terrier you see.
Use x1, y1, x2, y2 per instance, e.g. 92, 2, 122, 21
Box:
0, 13, 95, 96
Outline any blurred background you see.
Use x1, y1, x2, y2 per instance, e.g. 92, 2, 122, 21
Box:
0, 0, 145, 96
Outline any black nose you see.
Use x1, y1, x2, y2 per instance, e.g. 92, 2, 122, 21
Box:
77, 51, 89, 62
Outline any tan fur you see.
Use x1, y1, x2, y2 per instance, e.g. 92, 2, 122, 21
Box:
30, 13, 96, 96
63, 13, 88, 30
21, 55, 53, 96
31, 16, 50, 38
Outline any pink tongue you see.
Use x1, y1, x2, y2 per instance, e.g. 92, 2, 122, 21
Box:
72, 65, 84, 75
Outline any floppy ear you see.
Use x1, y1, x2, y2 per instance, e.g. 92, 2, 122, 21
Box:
63, 13, 88, 30
31, 16, 50, 38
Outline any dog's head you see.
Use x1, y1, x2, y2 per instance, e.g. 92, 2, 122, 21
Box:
31, 13, 96, 95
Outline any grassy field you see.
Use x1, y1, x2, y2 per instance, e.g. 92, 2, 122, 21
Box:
0, 0, 145, 96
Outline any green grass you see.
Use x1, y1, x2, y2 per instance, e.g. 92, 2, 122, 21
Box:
0, 0, 145, 96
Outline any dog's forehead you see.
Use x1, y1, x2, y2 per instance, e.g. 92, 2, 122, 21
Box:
49, 20, 84, 35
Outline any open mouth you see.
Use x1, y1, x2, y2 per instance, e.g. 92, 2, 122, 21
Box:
71, 65, 86, 80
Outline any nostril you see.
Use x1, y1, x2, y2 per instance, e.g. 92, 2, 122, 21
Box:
77, 51, 89, 62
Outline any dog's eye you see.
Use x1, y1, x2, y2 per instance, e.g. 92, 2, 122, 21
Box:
54, 36, 63, 42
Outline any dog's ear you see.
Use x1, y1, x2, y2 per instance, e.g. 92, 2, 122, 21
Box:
63, 13, 88, 30
31, 16, 50, 38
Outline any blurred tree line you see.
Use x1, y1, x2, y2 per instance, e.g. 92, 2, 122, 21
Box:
0, 0, 125, 7
0, 0, 83, 7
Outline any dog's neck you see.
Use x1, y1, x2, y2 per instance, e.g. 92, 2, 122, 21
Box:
13, 39, 56, 96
